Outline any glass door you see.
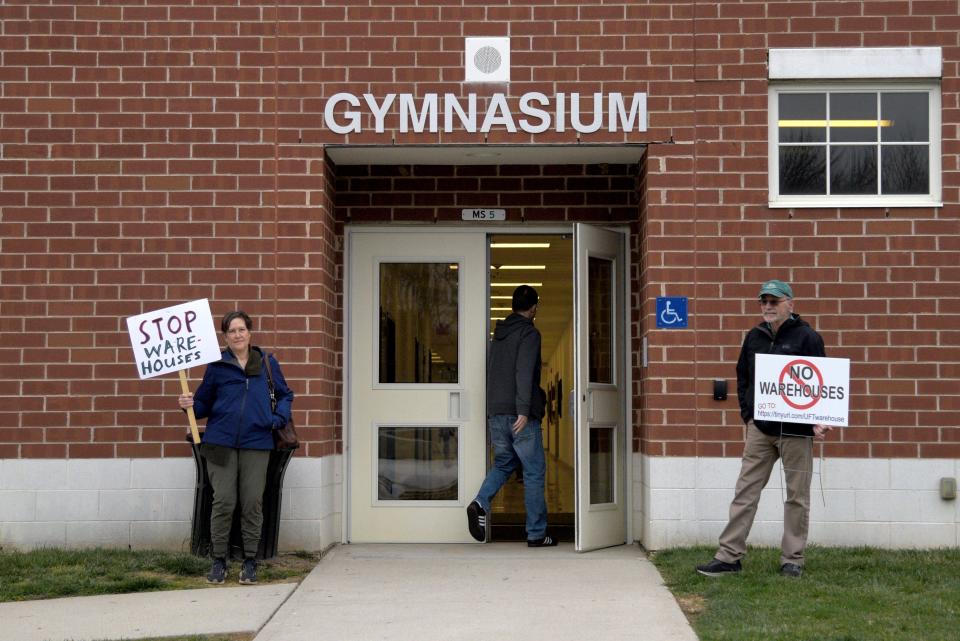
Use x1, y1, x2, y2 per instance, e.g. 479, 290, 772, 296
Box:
573, 223, 627, 551
347, 230, 487, 542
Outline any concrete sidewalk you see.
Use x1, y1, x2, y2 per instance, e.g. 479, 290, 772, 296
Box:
0, 582, 296, 641
0, 544, 698, 641
255, 544, 697, 641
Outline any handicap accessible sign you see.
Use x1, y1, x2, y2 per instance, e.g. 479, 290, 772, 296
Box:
656, 297, 687, 328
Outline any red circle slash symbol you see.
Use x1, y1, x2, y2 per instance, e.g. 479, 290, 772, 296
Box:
778, 359, 823, 410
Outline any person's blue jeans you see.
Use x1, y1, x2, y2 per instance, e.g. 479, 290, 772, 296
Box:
474, 415, 547, 540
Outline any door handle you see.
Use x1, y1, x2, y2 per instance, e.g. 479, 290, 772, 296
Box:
449, 391, 468, 421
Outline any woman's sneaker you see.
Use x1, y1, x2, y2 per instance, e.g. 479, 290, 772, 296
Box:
206, 558, 227, 584
239, 557, 258, 585
466, 501, 488, 542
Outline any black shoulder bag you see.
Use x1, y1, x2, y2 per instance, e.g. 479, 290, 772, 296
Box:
263, 351, 299, 450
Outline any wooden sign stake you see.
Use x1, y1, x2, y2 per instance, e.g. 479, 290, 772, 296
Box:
178, 369, 201, 444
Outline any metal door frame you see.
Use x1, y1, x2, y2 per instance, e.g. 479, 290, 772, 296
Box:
342, 224, 633, 545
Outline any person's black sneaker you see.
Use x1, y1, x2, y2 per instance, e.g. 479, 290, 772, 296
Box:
206, 558, 227, 584
780, 562, 803, 578
527, 535, 558, 547
239, 557, 258, 585
695, 558, 742, 577
466, 500, 488, 542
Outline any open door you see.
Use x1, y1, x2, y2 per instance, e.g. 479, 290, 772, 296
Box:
574, 223, 627, 552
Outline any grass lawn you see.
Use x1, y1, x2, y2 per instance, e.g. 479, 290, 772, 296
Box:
650, 545, 960, 641
0, 548, 320, 603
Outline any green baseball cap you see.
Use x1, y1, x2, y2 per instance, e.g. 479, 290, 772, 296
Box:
758, 279, 793, 299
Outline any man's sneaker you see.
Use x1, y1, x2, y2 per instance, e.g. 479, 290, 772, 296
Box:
466, 500, 488, 542
206, 558, 227, 584
695, 558, 742, 577
239, 557, 258, 585
780, 562, 803, 578
527, 535, 558, 547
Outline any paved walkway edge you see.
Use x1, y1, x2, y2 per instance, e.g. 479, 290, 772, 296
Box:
254, 544, 699, 641
0, 582, 297, 641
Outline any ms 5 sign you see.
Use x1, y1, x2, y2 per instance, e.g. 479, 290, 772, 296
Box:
462, 208, 506, 221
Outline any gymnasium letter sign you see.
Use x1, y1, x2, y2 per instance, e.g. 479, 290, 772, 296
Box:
753, 354, 850, 427
126, 299, 221, 380
322, 92, 647, 135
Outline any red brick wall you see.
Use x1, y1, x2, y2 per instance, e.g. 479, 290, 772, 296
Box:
334, 164, 640, 224
0, 3, 340, 458
1, 1, 958, 460
637, 1, 960, 459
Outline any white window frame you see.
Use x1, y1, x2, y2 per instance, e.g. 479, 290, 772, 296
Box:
768, 82, 942, 208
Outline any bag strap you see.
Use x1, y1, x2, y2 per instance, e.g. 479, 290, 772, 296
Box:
261, 350, 276, 407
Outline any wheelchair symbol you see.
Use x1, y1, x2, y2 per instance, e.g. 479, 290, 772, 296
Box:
660, 301, 683, 325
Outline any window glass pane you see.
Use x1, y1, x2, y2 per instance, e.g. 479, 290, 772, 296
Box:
588, 256, 613, 384
779, 146, 826, 195
882, 145, 929, 195
830, 93, 877, 143
378, 426, 458, 500
882, 93, 929, 142
830, 145, 878, 195
379, 263, 458, 384
589, 427, 614, 504
778, 93, 826, 143
774, 88, 935, 203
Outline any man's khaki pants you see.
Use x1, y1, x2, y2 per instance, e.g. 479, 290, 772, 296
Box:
715, 422, 813, 567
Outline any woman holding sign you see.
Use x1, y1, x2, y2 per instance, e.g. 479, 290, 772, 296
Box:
178, 310, 294, 585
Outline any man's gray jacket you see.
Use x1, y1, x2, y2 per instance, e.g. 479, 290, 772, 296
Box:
486, 313, 545, 419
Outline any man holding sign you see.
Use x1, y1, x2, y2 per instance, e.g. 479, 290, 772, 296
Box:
697, 280, 832, 579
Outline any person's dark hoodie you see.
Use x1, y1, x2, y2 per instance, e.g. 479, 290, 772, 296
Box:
487, 312, 545, 419
736, 314, 826, 438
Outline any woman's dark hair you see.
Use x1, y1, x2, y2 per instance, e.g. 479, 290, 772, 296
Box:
221, 310, 252, 333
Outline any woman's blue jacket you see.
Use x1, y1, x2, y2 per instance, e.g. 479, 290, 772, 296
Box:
192, 347, 294, 451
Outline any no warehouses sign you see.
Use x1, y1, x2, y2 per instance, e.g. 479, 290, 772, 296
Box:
754, 354, 850, 427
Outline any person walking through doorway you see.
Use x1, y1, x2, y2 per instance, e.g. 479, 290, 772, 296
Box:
467, 285, 555, 547
696, 280, 832, 578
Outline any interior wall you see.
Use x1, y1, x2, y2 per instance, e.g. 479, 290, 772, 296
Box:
543, 321, 574, 470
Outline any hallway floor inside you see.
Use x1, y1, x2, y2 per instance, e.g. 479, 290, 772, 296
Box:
491, 455, 576, 540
